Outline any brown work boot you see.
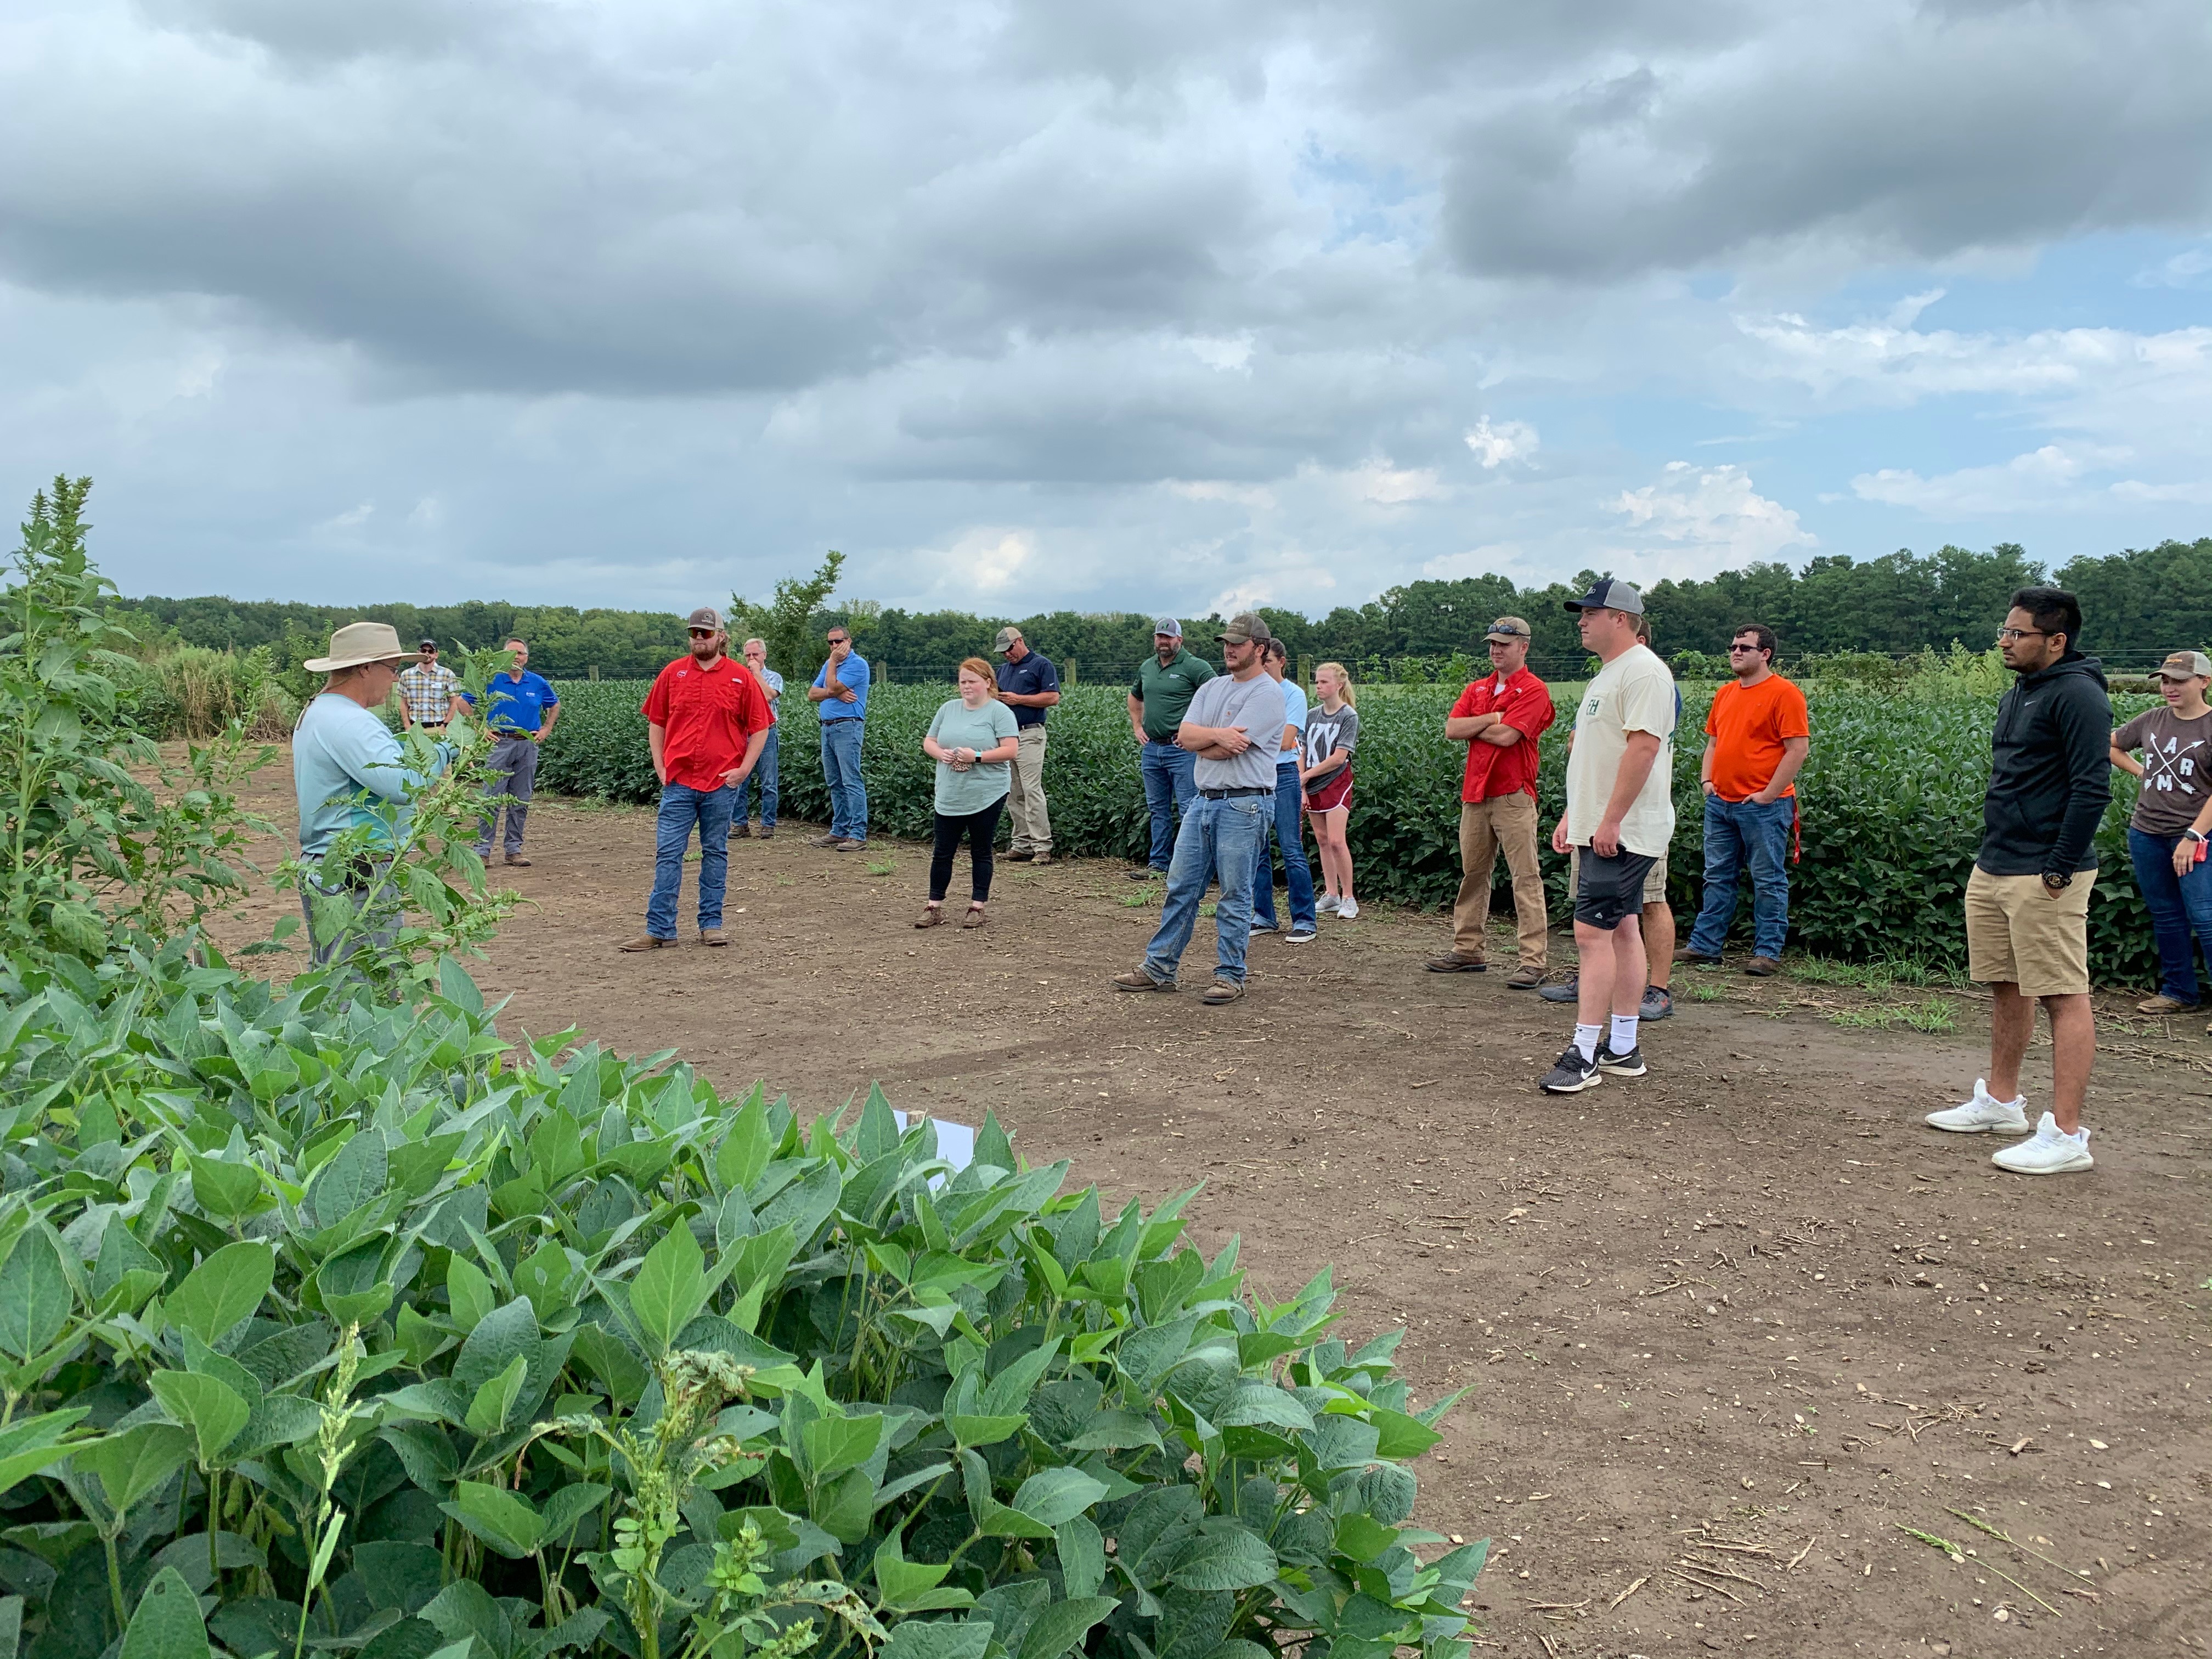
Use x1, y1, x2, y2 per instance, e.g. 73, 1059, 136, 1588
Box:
1112, 967, 1176, 992
961, 906, 988, 929
1004, 849, 1034, 862
915, 906, 944, 928
1506, 965, 1545, 990
1673, 945, 1722, 966
1201, 977, 1245, 1005
1425, 951, 1487, 973
504, 854, 532, 867
1743, 955, 1781, 977
758, 827, 775, 839
807, 832, 842, 848
619, 933, 678, 951
699, 928, 727, 946
1028, 853, 1055, 866
2137, 992, 2197, 1014
733, 822, 752, 839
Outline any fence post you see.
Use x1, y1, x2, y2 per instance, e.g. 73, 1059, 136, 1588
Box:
1065, 659, 1077, 687
589, 664, 600, 682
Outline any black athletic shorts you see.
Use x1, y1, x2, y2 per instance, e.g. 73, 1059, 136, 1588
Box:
1573, 848, 1657, 931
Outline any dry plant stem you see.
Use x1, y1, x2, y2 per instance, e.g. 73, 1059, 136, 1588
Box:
1661, 1566, 1743, 1604
1609, 1576, 1647, 1610
1892, 1525, 2060, 1618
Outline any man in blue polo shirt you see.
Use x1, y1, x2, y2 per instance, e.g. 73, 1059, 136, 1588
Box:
460, 637, 560, 866
806, 624, 871, 848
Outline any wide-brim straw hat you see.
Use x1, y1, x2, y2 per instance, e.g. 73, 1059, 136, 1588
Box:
304, 621, 409, 673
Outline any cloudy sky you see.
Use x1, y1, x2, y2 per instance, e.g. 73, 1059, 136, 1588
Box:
4, 0, 2209, 619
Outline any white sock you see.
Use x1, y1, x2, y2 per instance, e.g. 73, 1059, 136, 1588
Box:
1573, 1024, 1601, 1062
1610, 1014, 1639, 1054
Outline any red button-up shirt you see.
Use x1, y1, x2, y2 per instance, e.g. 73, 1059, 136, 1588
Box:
1451, 667, 1556, 802
642, 654, 772, 791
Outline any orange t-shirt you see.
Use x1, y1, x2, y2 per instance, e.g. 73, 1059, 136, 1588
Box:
1704, 673, 1810, 801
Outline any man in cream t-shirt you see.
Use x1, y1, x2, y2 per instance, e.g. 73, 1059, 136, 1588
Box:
1542, 578, 1678, 1094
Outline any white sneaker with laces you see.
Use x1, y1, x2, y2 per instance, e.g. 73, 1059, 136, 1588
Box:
1336, 899, 1360, 920
1991, 1111, 2093, 1175
1924, 1079, 2029, 1135
1316, 894, 1341, 915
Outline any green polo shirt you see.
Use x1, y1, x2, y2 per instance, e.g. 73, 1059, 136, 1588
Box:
1132, 648, 1218, 742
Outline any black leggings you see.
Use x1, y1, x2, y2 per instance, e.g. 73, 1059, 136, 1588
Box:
929, 799, 1005, 903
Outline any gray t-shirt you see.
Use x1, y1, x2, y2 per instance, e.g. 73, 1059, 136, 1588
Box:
1187, 673, 1289, 791
1302, 703, 1361, 774
2116, 704, 2212, 834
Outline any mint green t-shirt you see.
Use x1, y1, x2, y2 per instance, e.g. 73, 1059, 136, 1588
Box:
927, 697, 1020, 815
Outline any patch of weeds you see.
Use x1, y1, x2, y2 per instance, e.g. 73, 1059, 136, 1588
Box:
866, 857, 896, 877
1831, 995, 1956, 1035
1200, 901, 1217, 918
1688, 982, 1725, 1003
1120, 891, 1153, 907
1793, 953, 1968, 992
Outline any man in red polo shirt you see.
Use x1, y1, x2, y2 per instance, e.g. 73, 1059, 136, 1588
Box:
1427, 616, 1558, 986
619, 607, 772, 951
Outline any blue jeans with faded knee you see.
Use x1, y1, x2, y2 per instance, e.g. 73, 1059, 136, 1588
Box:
1139, 741, 1197, 871
1142, 793, 1266, 985
1686, 795, 1794, 959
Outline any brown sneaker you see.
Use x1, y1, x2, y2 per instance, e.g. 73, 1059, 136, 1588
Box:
1744, 955, 1781, 977
807, 833, 842, 848
1673, 945, 1722, 965
733, 823, 752, 839
619, 933, 678, 951
1004, 849, 1034, 862
699, 928, 727, 946
1506, 965, 1545, 990
914, 907, 944, 929
961, 906, 988, 929
2137, 993, 2197, 1014
1028, 853, 1055, 866
1425, 952, 1487, 973
1112, 967, 1176, 992
504, 854, 532, 867
758, 827, 774, 839
1202, 977, 1245, 1005
833, 838, 866, 851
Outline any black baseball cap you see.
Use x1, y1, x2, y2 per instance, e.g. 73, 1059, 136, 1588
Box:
1563, 577, 1644, 616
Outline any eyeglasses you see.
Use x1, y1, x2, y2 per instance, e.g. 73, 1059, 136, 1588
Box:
1995, 627, 2046, 642
1728, 644, 1763, 653
688, 629, 715, 637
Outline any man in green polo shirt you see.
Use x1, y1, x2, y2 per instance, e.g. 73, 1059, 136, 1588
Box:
1127, 615, 1216, 878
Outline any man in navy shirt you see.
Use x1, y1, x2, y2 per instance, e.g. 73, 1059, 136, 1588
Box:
461, 637, 560, 866
993, 625, 1060, 865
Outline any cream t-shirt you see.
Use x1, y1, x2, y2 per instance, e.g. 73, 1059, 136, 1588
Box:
1565, 642, 1677, 856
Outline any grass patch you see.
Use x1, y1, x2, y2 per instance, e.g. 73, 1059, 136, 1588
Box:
866, 857, 896, 877
1831, 995, 1957, 1034
1792, 953, 1969, 992
1688, 982, 1725, 1003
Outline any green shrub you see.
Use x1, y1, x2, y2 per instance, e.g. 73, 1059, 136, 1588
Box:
533, 676, 2164, 985
0, 943, 1486, 1659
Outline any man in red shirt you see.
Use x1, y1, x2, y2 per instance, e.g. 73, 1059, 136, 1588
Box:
1428, 617, 1558, 986
620, 607, 772, 951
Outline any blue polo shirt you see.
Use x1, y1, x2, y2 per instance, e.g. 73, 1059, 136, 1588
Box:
994, 650, 1060, 730
462, 670, 559, 735
814, 653, 871, 721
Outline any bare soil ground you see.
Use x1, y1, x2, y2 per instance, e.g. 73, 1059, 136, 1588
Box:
217, 779, 2212, 1659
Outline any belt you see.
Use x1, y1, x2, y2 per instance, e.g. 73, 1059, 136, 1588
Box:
492, 729, 539, 740
1200, 786, 1272, 799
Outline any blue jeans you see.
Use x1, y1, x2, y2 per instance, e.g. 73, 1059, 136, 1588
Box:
1251, 763, 1317, 932
736, 725, 779, 828
646, 783, 737, 938
1139, 741, 1198, 870
1142, 794, 1266, 985
820, 719, 867, 842
2127, 826, 2212, 1002
1686, 795, 1795, 959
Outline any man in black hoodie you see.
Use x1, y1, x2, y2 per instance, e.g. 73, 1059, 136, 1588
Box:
1926, 586, 2107, 1175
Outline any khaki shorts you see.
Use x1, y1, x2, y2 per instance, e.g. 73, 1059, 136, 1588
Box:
1965, 865, 2095, 997
1570, 847, 1669, 908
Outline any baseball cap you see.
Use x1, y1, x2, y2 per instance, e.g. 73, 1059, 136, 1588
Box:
1152, 615, 1183, 639
1485, 616, 1532, 642
1215, 612, 1273, 646
994, 626, 1022, 652
1563, 577, 1644, 616
417, 638, 438, 650
2157, 650, 2212, 680
686, 606, 725, 631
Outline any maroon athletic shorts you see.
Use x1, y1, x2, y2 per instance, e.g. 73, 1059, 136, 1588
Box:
1304, 768, 1353, 814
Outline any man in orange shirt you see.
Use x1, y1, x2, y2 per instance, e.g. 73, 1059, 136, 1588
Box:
1678, 623, 1810, 975
1427, 617, 1557, 986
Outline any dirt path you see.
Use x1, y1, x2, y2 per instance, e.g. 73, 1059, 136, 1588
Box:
217, 782, 2212, 1658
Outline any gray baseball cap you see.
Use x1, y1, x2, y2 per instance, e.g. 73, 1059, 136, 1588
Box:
1152, 616, 1183, 638
1563, 577, 1644, 616
1215, 612, 1273, 646
686, 607, 725, 631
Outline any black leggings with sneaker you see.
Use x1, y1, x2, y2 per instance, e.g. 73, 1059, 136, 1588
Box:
929, 798, 1006, 902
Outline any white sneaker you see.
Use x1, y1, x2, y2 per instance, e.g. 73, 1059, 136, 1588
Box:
1336, 899, 1359, 920
1924, 1079, 2029, 1135
1991, 1112, 2093, 1175
1316, 894, 1341, 915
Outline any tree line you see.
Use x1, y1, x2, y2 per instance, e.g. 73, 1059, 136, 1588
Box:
120, 535, 2212, 680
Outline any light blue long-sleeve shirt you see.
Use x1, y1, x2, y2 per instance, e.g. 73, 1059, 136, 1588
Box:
294, 694, 453, 857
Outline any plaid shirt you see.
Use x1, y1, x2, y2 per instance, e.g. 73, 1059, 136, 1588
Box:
397, 662, 459, 725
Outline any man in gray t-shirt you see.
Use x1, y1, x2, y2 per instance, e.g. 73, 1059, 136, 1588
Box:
1112, 613, 1286, 1005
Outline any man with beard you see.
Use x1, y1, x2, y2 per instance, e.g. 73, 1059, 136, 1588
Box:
620, 608, 773, 951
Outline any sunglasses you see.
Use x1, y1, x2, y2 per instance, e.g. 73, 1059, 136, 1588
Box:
1728, 644, 1763, 653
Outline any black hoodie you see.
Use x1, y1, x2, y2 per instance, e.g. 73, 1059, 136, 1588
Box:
1979, 651, 2112, 877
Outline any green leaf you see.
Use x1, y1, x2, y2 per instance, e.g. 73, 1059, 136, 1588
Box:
0, 1409, 91, 1503
307, 1128, 389, 1228
801, 1413, 884, 1482
568, 1323, 646, 1404
436, 958, 485, 1014
1016, 1598, 1118, 1659
539, 1483, 610, 1543
873, 1533, 972, 1612
148, 1371, 251, 1466
120, 1567, 210, 1659
1063, 1409, 1161, 1453
881, 1620, 994, 1659
77, 1423, 192, 1519
978, 1502, 1055, 1541
1215, 1386, 1313, 1434
1165, 1519, 1278, 1591
946, 1411, 1027, 1449
187, 1156, 262, 1222
452, 1296, 538, 1395
441, 1480, 545, 1558
464, 1353, 529, 1439
0, 1228, 72, 1362
165, 1240, 274, 1347
445, 1255, 495, 1334
1009, 1468, 1105, 1529
1054, 1516, 1105, 1600
1368, 1407, 1443, 1460
1331, 1512, 1398, 1565
628, 1224, 708, 1354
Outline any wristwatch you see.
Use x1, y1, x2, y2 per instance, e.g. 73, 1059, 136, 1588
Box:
2042, 871, 2074, 890
2186, 831, 2207, 844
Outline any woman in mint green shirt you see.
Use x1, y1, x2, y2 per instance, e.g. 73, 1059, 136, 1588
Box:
918, 658, 1021, 928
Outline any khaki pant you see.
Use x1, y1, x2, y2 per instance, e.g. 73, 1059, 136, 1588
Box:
1453, 793, 1547, 967
1008, 727, 1051, 853
1965, 865, 2094, 997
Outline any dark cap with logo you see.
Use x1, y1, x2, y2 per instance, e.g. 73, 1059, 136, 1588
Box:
417, 639, 438, 650
1563, 577, 1644, 616
686, 607, 725, 631
1215, 612, 1273, 646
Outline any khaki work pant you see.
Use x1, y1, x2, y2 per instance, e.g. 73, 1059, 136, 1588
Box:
1008, 727, 1052, 853
1452, 792, 1547, 967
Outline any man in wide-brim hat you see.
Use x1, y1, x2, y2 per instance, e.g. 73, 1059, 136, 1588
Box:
294, 622, 454, 970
